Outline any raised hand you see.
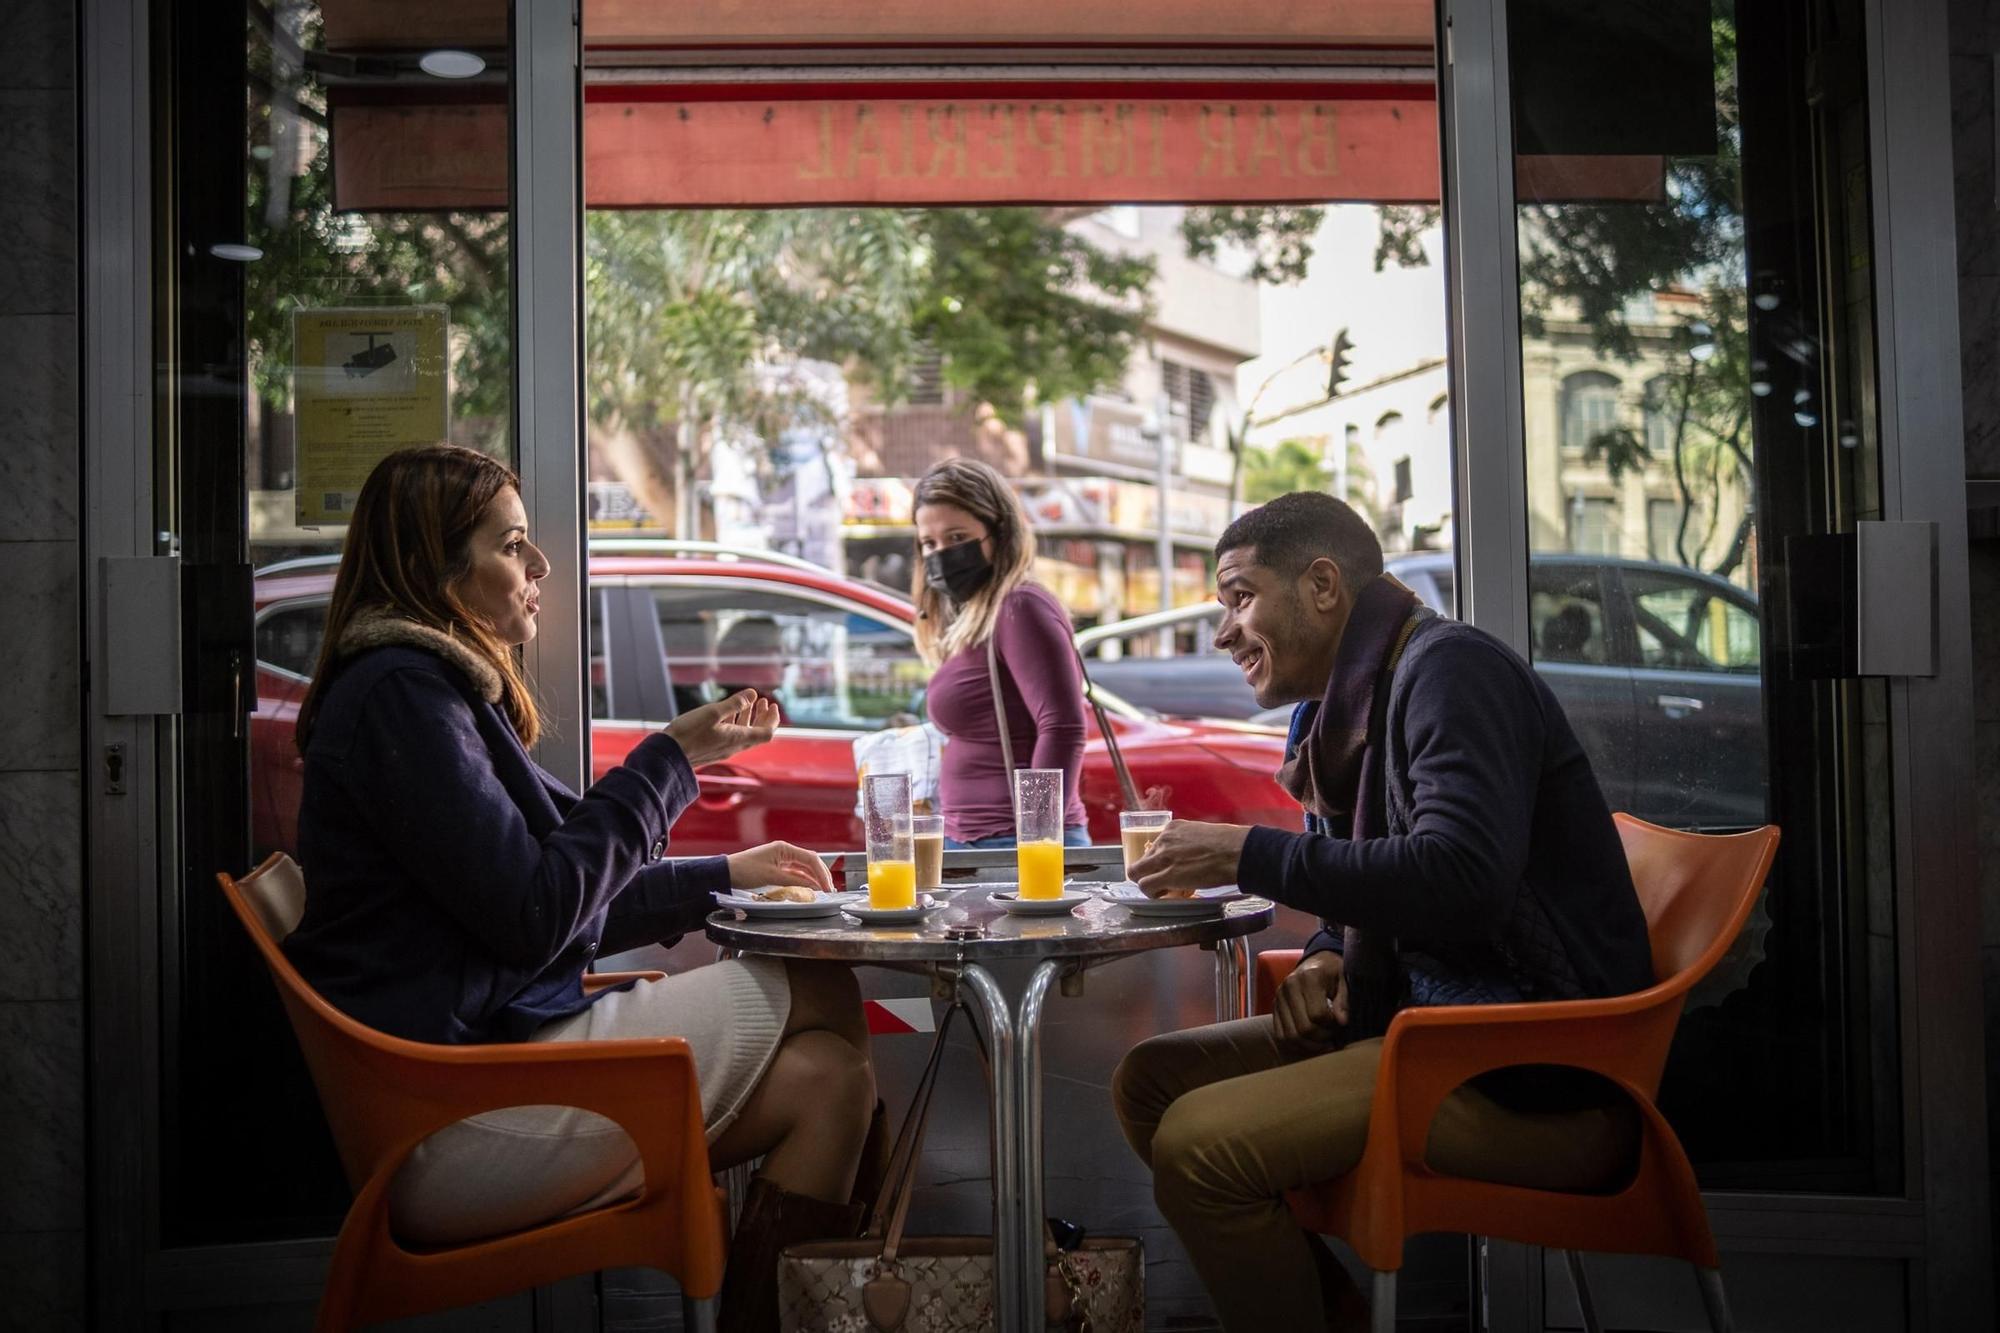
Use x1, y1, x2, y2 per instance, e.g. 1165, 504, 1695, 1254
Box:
663, 689, 780, 768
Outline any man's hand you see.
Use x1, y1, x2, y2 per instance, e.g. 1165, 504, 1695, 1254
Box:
1127, 820, 1252, 898
726, 841, 836, 894
1272, 951, 1349, 1043
663, 689, 779, 768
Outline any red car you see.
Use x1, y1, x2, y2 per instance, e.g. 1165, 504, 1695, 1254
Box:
250, 543, 1301, 859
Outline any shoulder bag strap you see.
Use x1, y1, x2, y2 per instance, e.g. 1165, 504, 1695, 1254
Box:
1072, 644, 1143, 813
872, 1001, 961, 1259
990, 622, 1145, 816
986, 632, 1017, 777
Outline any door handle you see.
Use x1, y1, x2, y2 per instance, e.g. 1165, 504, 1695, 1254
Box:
1656, 694, 1705, 717
696, 767, 763, 808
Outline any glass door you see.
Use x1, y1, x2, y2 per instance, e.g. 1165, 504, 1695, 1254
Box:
1440, 0, 1986, 1323
156, 0, 551, 1245
1497, 0, 1903, 1194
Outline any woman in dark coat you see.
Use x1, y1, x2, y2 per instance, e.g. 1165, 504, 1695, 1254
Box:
286, 445, 872, 1332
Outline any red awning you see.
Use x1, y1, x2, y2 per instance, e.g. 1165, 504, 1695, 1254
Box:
320, 0, 1435, 56
328, 83, 1660, 213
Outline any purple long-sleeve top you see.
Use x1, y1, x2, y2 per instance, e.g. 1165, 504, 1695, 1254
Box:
928, 583, 1089, 842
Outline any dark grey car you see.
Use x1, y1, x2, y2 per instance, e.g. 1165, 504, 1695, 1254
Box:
1079, 554, 1768, 829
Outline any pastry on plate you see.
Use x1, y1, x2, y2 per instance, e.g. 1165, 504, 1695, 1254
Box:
755, 884, 817, 903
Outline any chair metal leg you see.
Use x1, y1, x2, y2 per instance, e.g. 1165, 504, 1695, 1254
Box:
682, 1293, 719, 1333
1560, 1250, 1603, 1333
1695, 1266, 1736, 1333
1370, 1270, 1397, 1333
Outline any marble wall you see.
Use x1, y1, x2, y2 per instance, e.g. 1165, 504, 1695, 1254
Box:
1950, 0, 2000, 1286
0, 0, 84, 1327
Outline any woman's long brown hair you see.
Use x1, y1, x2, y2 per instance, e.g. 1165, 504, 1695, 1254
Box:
910, 457, 1039, 667
294, 445, 542, 751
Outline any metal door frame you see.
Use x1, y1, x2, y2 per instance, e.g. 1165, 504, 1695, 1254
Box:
1435, 0, 1990, 1326
80, 0, 593, 1320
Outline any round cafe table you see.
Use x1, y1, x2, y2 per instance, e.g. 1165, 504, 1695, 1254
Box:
707, 882, 1274, 1333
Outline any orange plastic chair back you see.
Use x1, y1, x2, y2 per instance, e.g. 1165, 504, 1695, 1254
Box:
218, 854, 727, 1331
1270, 816, 1779, 1275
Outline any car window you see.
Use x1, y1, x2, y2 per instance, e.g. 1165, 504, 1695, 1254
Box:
648, 585, 924, 730
256, 602, 326, 678
1528, 567, 1610, 665
1627, 573, 1761, 673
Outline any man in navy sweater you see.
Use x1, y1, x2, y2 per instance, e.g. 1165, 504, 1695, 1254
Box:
1116, 492, 1653, 1332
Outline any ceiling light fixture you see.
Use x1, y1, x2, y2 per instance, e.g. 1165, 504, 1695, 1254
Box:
419, 49, 485, 79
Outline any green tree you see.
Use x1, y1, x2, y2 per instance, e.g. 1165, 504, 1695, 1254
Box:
1371, 13, 1751, 579
1241, 439, 1329, 505
585, 209, 930, 532
246, 45, 1325, 538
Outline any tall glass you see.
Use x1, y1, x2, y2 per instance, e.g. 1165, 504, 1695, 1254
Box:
911, 813, 945, 891
1119, 809, 1172, 881
863, 772, 915, 908
1012, 768, 1065, 900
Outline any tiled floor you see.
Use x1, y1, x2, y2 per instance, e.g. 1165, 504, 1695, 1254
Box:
601, 905, 1474, 1330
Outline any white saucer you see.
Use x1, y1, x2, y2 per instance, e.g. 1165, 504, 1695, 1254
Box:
713, 890, 862, 920
1098, 885, 1246, 918
1128, 892, 1232, 912
842, 895, 945, 925
992, 890, 1093, 916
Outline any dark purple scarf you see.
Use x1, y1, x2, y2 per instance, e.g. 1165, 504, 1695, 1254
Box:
1276, 574, 1423, 1037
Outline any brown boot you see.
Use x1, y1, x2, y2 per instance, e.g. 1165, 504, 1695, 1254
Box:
718, 1177, 866, 1333
848, 1099, 892, 1216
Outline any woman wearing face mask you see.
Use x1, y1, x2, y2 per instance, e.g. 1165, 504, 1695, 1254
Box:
911, 457, 1090, 848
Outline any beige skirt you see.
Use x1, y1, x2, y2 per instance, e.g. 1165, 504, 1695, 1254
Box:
389, 955, 791, 1246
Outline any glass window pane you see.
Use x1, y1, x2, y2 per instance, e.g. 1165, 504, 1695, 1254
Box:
1507, 0, 1897, 1193
189, 0, 519, 1246
648, 586, 921, 730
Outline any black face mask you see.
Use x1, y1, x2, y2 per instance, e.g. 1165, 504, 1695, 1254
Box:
925, 540, 995, 604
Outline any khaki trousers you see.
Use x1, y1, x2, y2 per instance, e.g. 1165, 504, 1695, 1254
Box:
1111, 1017, 1639, 1333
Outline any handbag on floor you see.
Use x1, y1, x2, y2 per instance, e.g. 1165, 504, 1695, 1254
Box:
778, 1002, 1143, 1332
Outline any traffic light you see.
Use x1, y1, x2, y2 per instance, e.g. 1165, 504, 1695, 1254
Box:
1326, 329, 1354, 398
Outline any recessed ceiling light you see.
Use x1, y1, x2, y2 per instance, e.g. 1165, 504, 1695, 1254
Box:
209, 243, 264, 262
419, 49, 485, 79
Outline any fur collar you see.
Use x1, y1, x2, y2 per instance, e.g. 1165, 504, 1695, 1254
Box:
339, 608, 503, 703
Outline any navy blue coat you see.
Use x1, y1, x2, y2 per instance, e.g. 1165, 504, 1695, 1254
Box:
286, 644, 728, 1044
1238, 620, 1654, 1013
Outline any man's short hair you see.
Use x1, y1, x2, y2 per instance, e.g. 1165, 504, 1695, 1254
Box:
1216, 491, 1384, 589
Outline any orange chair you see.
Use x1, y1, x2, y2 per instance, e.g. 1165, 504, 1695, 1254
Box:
218, 853, 728, 1332
1253, 815, 1779, 1333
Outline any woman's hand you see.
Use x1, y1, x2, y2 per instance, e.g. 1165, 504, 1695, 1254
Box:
663, 689, 779, 768
726, 841, 836, 894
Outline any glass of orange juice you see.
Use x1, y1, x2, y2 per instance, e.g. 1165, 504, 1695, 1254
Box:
863, 772, 916, 909
1012, 768, 1066, 900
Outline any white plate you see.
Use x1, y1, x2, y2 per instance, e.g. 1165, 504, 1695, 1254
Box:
842, 895, 946, 925
713, 890, 862, 920
991, 890, 1094, 916
1126, 893, 1246, 917
1099, 886, 1246, 917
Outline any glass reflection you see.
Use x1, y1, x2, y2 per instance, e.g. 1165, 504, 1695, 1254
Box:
1505, 0, 1899, 1192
